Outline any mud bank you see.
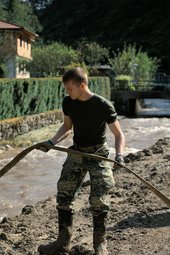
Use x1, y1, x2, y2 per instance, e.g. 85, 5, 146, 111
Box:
0, 138, 170, 255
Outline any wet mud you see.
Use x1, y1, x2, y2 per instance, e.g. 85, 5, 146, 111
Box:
0, 138, 170, 255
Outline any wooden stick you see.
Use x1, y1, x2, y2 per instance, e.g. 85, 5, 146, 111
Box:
0, 143, 170, 208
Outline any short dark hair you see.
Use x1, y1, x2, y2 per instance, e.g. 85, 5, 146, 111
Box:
62, 67, 88, 85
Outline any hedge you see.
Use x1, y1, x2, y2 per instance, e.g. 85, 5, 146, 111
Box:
0, 77, 110, 120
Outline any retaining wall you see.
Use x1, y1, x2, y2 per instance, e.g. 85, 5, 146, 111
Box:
0, 110, 63, 140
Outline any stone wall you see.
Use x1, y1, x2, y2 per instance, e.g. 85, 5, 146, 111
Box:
0, 110, 63, 140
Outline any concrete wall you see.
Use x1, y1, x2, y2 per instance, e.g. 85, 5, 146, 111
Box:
0, 110, 63, 140
6, 56, 16, 78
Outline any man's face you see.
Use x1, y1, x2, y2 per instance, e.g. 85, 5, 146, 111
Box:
64, 80, 84, 100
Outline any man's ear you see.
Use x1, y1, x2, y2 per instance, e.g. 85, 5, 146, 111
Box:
80, 82, 86, 90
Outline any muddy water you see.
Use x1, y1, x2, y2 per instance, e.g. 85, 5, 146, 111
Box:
0, 101, 170, 219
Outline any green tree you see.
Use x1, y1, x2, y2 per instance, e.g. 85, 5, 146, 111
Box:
7, 0, 41, 32
28, 42, 79, 76
76, 40, 109, 66
39, 0, 169, 72
0, 30, 16, 76
109, 44, 159, 88
0, 2, 7, 19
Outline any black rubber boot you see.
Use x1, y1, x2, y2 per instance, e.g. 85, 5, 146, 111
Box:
93, 212, 109, 255
38, 209, 73, 255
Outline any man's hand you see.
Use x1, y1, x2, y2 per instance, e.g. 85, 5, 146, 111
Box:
36, 140, 54, 152
113, 154, 125, 170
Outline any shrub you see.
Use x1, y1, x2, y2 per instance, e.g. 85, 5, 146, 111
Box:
114, 75, 135, 90
109, 44, 159, 89
76, 40, 109, 66
0, 77, 111, 120
64, 61, 89, 75
28, 42, 79, 77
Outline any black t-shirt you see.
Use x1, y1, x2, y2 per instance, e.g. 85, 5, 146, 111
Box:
62, 94, 117, 146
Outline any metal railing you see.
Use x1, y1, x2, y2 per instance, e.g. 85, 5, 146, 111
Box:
112, 80, 170, 91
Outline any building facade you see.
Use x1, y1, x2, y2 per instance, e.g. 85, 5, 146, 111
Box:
0, 20, 38, 78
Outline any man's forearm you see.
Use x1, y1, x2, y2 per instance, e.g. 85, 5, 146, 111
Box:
115, 133, 125, 156
51, 124, 72, 145
108, 121, 125, 156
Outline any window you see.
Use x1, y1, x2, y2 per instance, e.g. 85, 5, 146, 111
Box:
27, 40, 29, 49
20, 36, 22, 47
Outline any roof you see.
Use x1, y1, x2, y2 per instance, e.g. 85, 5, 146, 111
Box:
0, 20, 21, 29
0, 20, 38, 40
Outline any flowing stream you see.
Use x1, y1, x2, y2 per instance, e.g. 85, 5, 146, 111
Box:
0, 99, 170, 219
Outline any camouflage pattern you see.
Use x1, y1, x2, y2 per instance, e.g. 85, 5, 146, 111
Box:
57, 144, 115, 214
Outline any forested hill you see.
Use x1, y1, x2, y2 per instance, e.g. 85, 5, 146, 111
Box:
39, 0, 170, 72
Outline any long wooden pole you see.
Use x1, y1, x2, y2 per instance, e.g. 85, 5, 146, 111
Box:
0, 142, 170, 208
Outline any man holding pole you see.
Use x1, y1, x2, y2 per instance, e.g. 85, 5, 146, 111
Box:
37, 67, 125, 255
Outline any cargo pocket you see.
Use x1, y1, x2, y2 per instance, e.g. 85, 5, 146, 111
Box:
95, 144, 110, 158
67, 145, 83, 164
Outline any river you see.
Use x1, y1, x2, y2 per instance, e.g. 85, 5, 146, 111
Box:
0, 99, 170, 219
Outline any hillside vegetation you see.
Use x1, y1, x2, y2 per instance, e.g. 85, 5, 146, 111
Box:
0, 0, 169, 72
39, 0, 170, 72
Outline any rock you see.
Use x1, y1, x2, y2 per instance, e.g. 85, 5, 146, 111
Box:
150, 171, 157, 177
114, 191, 122, 197
163, 155, 170, 160
0, 232, 8, 241
0, 217, 10, 224
70, 245, 94, 255
124, 157, 131, 163
125, 153, 137, 161
142, 149, 153, 156
20, 123, 29, 134
151, 146, 164, 154
21, 205, 35, 215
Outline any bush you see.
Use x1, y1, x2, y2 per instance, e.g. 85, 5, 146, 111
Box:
64, 61, 89, 75
26, 41, 110, 77
89, 77, 111, 100
0, 64, 7, 78
0, 77, 111, 120
0, 78, 64, 119
114, 75, 135, 90
109, 44, 159, 89
76, 40, 109, 66
28, 42, 79, 77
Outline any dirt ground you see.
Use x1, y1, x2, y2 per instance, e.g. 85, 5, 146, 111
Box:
0, 137, 170, 255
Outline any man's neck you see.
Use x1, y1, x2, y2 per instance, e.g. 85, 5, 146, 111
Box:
78, 90, 94, 101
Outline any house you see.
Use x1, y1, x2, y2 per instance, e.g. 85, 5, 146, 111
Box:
0, 20, 38, 78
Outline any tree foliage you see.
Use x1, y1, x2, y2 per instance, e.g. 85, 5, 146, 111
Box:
0, 77, 110, 119
27, 41, 110, 76
0, 2, 7, 19
0, 31, 16, 71
39, 0, 169, 72
0, 0, 41, 33
7, 0, 41, 32
28, 42, 79, 76
76, 40, 109, 66
109, 44, 159, 89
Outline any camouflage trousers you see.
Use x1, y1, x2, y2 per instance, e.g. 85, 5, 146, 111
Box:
57, 143, 115, 214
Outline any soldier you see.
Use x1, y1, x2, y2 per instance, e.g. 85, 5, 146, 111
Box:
37, 67, 125, 255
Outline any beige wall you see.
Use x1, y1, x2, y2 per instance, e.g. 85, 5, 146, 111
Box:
16, 33, 32, 60
2, 30, 33, 78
